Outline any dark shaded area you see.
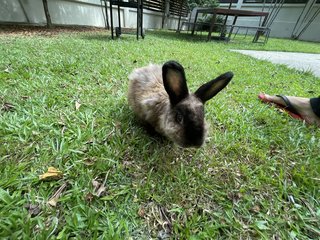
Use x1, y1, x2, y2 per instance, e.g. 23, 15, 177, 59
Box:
0, 24, 108, 36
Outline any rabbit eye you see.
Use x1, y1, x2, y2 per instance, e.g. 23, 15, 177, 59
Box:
175, 112, 183, 124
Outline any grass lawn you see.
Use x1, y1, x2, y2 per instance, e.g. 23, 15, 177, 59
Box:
0, 27, 319, 239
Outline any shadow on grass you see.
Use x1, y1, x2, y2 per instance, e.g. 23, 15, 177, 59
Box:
148, 29, 209, 42
117, 102, 170, 147
148, 30, 269, 46
82, 32, 145, 42
82, 30, 211, 43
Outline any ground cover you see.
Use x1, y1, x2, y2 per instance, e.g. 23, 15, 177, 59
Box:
0, 27, 319, 239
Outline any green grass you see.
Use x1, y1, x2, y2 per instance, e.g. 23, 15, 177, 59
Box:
0, 28, 319, 239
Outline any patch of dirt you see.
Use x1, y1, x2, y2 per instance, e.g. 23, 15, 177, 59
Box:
0, 24, 108, 37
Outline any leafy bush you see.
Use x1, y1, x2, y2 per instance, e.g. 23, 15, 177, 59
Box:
187, 0, 219, 9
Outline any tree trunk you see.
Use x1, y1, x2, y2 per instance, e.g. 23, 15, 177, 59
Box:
42, 0, 52, 28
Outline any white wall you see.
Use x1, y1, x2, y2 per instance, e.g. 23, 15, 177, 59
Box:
0, 0, 108, 26
0, 0, 46, 23
50, 0, 106, 27
0, 0, 319, 42
0, 0, 180, 28
226, 3, 320, 42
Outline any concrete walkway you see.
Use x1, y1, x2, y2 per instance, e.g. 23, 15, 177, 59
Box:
231, 50, 320, 77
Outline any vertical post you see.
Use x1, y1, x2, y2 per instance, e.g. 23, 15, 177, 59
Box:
176, 0, 183, 32
110, 1, 114, 38
136, 0, 140, 39
140, 0, 144, 38
117, 4, 121, 33
104, 0, 110, 30
191, 10, 199, 35
42, 0, 52, 28
207, 11, 216, 41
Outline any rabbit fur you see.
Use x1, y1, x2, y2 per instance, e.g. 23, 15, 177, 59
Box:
128, 60, 233, 148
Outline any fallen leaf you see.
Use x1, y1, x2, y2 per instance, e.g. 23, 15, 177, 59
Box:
21, 96, 30, 100
96, 184, 106, 197
75, 100, 81, 110
92, 179, 106, 197
123, 160, 134, 168
47, 182, 67, 207
1, 102, 15, 112
25, 204, 41, 217
139, 202, 173, 238
85, 192, 94, 203
251, 205, 261, 213
39, 167, 63, 181
83, 158, 96, 166
85, 139, 94, 144
227, 192, 242, 202
138, 206, 145, 217
92, 179, 100, 189
92, 171, 109, 197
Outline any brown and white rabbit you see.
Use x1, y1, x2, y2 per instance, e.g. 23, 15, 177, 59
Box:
128, 60, 233, 148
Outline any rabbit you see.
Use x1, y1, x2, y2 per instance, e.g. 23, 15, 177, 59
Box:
128, 60, 233, 148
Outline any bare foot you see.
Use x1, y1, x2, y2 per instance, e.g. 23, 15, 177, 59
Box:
261, 94, 320, 127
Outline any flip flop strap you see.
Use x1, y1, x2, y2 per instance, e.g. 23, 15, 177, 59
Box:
276, 95, 300, 116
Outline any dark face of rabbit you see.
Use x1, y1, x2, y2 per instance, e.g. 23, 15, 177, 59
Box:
162, 61, 233, 148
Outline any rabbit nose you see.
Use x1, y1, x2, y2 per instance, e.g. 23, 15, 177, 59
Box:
184, 127, 204, 147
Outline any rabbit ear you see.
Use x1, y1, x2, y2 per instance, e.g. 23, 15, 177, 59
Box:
195, 72, 233, 103
162, 61, 189, 105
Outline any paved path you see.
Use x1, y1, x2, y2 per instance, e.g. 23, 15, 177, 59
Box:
231, 50, 320, 77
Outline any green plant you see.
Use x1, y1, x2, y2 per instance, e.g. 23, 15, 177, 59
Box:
187, 0, 219, 10
0, 28, 319, 239
198, 15, 226, 33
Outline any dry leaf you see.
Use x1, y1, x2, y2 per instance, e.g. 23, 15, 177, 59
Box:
92, 179, 100, 189
138, 206, 145, 217
21, 96, 30, 100
39, 167, 63, 181
85, 192, 94, 203
92, 171, 109, 197
251, 205, 261, 213
75, 100, 81, 110
96, 184, 106, 197
25, 204, 41, 217
92, 179, 106, 197
139, 202, 173, 238
47, 182, 67, 207
1, 102, 15, 112
83, 158, 96, 166
227, 192, 242, 202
